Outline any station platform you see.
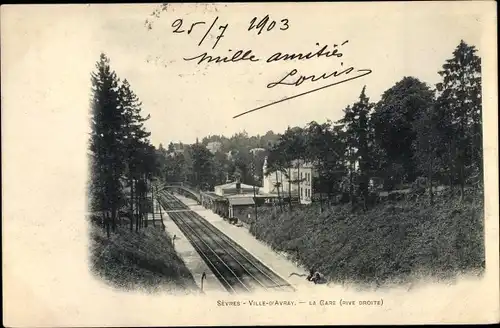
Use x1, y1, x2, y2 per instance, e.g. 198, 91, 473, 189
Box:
172, 193, 319, 293
154, 199, 227, 295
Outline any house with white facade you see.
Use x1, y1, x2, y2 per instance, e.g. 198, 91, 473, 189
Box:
249, 147, 266, 155
262, 157, 315, 204
206, 141, 222, 154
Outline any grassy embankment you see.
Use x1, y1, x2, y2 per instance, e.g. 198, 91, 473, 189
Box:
240, 192, 485, 288
89, 219, 198, 294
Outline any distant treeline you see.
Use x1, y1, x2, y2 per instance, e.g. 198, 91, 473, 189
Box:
157, 40, 483, 212
89, 40, 482, 234
155, 131, 280, 191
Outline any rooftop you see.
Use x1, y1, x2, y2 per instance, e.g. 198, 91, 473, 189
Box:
227, 196, 255, 206
215, 181, 260, 190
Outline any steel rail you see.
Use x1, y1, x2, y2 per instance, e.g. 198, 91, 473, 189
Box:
185, 210, 295, 292
159, 195, 251, 293
158, 197, 240, 292
180, 210, 269, 291
161, 192, 295, 293
168, 210, 252, 293
156, 198, 237, 293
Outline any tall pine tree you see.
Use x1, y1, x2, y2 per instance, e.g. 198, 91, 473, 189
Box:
436, 40, 482, 199
337, 86, 374, 210
89, 53, 125, 236
119, 79, 152, 232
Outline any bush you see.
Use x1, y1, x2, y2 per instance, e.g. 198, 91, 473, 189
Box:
244, 193, 485, 287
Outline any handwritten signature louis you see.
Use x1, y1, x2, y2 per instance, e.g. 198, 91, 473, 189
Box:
233, 66, 372, 119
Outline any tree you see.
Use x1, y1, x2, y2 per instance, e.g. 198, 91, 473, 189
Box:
371, 77, 435, 189
270, 127, 297, 209
265, 145, 289, 212
89, 53, 125, 236
412, 102, 441, 205
156, 143, 168, 182
119, 79, 151, 232
305, 121, 332, 211
190, 144, 215, 190
212, 151, 231, 185
325, 125, 349, 201
167, 142, 175, 154
336, 87, 375, 210
288, 127, 308, 203
137, 143, 159, 228
232, 150, 252, 184
338, 105, 357, 209
252, 150, 268, 185
435, 40, 482, 199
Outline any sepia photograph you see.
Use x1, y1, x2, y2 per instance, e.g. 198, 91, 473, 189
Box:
2, 2, 498, 326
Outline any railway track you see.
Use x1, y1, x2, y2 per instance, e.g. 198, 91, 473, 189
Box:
157, 191, 295, 294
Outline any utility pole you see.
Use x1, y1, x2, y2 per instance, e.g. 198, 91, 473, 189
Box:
201, 271, 207, 292
144, 175, 148, 228
251, 154, 258, 223
151, 179, 155, 227
156, 186, 166, 230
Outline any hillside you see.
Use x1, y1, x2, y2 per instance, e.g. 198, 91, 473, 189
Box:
89, 221, 198, 294
240, 193, 485, 288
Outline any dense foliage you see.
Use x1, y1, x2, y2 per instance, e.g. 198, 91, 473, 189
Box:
88, 54, 159, 237
158, 41, 483, 212
228, 40, 485, 285
156, 131, 281, 190
241, 193, 484, 287
89, 222, 196, 293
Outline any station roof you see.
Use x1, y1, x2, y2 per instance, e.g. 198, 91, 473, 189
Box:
215, 182, 259, 190
201, 191, 226, 200
228, 197, 255, 206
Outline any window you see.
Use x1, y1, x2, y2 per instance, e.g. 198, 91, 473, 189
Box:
301, 188, 303, 197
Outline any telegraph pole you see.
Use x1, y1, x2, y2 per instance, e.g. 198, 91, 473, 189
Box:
156, 185, 166, 230
251, 154, 258, 222
151, 179, 155, 227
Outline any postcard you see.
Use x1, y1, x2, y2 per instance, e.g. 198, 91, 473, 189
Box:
2, 2, 498, 326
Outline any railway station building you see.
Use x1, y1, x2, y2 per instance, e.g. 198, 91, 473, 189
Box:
200, 191, 229, 217
200, 179, 281, 222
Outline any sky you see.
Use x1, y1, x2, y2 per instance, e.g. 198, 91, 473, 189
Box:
87, 3, 487, 147
2, 2, 488, 150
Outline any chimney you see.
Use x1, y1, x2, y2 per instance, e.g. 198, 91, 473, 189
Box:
236, 181, 241, 194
